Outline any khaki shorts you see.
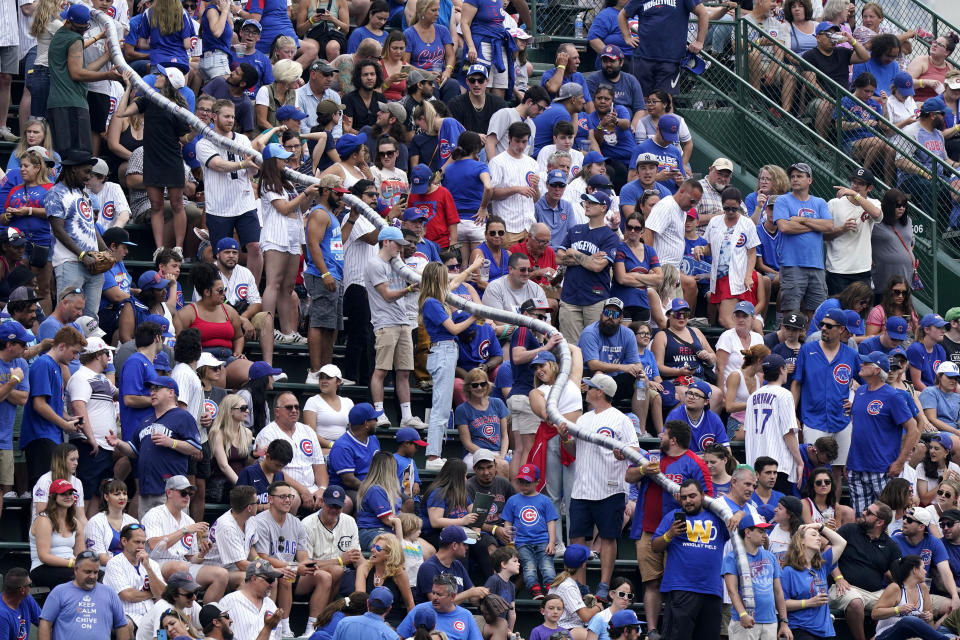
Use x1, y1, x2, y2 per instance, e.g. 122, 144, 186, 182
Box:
507, 394, 540, 435
375, 325, 414, 371
828, 583, 882, 611
636, 531, 665, 582
0, 449, 12, 486
728, 620, 778, 640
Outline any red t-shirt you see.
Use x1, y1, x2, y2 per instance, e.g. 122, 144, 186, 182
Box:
409, 186, 460, 248
508, 241, 558, 286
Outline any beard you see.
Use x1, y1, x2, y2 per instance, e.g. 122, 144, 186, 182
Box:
602, 66, 619, 79
600, 321, 619, 336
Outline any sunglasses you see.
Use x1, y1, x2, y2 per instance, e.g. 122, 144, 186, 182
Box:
470, 382, 488, 389
820, 322, 841, 329
280, 404, 300, 411
259, 575, 276, 584
447, 264, 460, 271
513, 266, 532, 273
722, 206, 741, 213
814, 479, 832, 486
602, 309, 621, 319
942, 520, 958, 528
127, 523, 144, 530
892, 289, 908, 296
903, 517, 921, 525
372, 544, 383, 552
233, 405, 250, 411
363, 191, 378, 198
613, 590, 634, 600
178, 591, 197, 599
938, 489, 954, 498
626, 224, 643, 232
178, 489, 196, 498
467, 76, 486, 84
378, 149, 396, 157
488, 229, 506, 236
863, 508, 879, 518
671, 311, 690, 319
637, 332, 651, 338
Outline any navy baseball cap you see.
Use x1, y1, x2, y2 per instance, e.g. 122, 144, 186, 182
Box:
0, 321, 31, 344
396, 427, 427, 446
761, 353, 786, 375
323, 486, 346, 507
581, 191, 612, 208
216, 237, 240, 253
349, 402, 383, 425
844, 310, 864, 336
248, 361, 281, 380
886, 316, 909, 340
860, 351, 890, 372
410, 164, 433, 194
466, 63, 488, 78
276, 105, 307, 121
547, 169, 567, 186
587, 174, 614, 191
889, 346, 908, 360
668, 298, 690, 313
563, 543, 591, 569
414, 607, 437, 629
601, 44, 624, 60
151, 376, 180, 395
439, 526, 475, 545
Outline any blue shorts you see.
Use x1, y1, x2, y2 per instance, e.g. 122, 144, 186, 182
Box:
569, 493, 626, 540
206, 209, 262, 249
74, 440, 115, 497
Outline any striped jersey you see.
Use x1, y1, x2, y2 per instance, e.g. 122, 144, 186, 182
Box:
745, 383, 800, 484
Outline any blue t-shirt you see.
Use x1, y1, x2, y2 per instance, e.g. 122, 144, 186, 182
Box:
508, 325, 541, 398
454, 398, 508, 453
0, 356, 28, 450
585, 107, 637, 162
625, 0, 701, 62
847, 383, 914, 473
235, 49, 273, 97
129, 8, 195, 69
531, 103, 574, 156
118, 352, 157, 440
236, 463, 285, 505
101, 262, 133, 309
19, 354, 63, 450
200, 4, 233, 56
501, 492, 558, 544
749, 489, 785, 521
357, 486, 402, 529
404, 24, 453, 74
919, 386, 960, 428
0, 594, 40, 640
585, 70, 646, 113
858, 335, 890, 355
772, 192, 831, 268
665, 405, 729, 453
946, 540, 960, 586
638, 349, 660, 380
422, 297, 455, 343
630, 139, 685, 194
755, 224, 781, 271
493, 361, 512, 401
560, 224, 619, 306
457, 323, 502, 370
655, 507, 729, 596
39, 582, 126, 639
4, 183, 52, 246
611, 242, 659, 309
892, 531, 947, 583
539, 69, 593, 104
852, 58, 899, 98
586, 7, 635, 56
722, 547, 781, 623
907, 341, 947, 388
442, 159, 489, 221
395, 453, 421, 494
578, 322, 640, 376
246, 0, 298, 54
128, 407, 201, 495
347, 26, 387, 54
619, 179, 670, 215
793, 341, 859, 433
398, 603, 482, 640
414, 556, 474, 602
838, 95, 883, 143
328, 432, 380, 487
781, 548, 836, 636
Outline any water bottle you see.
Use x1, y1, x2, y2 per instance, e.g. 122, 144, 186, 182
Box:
574, 14, 584, 39
635, 378, 647, 401
504, 450, 513, 464
480, 259, 490, 282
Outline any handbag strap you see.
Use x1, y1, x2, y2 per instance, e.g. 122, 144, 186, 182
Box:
892, 225, 919, 268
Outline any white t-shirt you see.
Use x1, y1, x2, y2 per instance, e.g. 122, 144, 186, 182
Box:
219, 591, 281, 640
744, 383, 800, 483
32, 472, 84, 518
195, 133, 258, 217
645, 195, 687, 267
704, 215, 760, 297
715, 330, 764, 382
136, 599, 202, 640
254, 421, 324, 492
487, 107, 535, 156
304, 394, 354, 443
825, 195, 880, 274
550, 577, 588, 629
918, 462, 960, 491
481, 277, 545, 315
301, 509, 360, 561
86, 181, 131, 229
171, 363, 206, 441
535, 381, 583, 416
572, 406, 639, 500
204, 509, 253, 570
66, 365, 118, 450
141, 505, 198, 565
84, 511, 139, 562
488, 151, 540, 233
103, 552, 163, 625
768, 524, 791, 560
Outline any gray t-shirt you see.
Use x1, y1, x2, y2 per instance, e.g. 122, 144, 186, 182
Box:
364, 255, 408, 330
250, 510, 309, 564
481, 277, 545, 315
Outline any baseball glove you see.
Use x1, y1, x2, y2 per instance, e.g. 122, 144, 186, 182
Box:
85, 251, 117, 275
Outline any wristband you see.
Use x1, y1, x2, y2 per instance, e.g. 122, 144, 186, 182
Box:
445, 65, 454, 71
10, 375, 20, 383
854, 194, 861, 202
662, 533, 672, 543
68, 558, 75, 568
895, 605, 900, 615
172, 440, 178, 450
27, 207, 32, 217
338, 556, 344, 566
492, 525, 498, 536
556, 65, 566, 70
321, 272, 331, 278
835, 573, 844, 581
78, 251, 86, 260
801, 600, 806, 609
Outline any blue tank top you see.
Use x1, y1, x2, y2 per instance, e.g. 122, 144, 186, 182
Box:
201, 5, 233, 56
479, 243, 509, 283
662, 328, 704, 379
304, 205, 344, 280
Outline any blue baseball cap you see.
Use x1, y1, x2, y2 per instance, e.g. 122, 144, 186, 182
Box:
410, 164, 433, 194
531, 351, 556, 366
466, 63, 488, 78
886, 316, 909, 340
822, 308, 847, 326
738, 513, 775, 531
153, 351, 171, 371
517, 463, 540, 482
336, 133, 367, 158
262, 142, 292, 160
241, 19, 262, 30
581, 191, 612, 208
138, 270, 171, 291
582, 151, 607, 165
60, 4, 90, 24
396, 427, 427, 446
378, 226, 411, 245
216, 237, 240, 254
563, 543, 591, 569
921, 96, 948, 115
815, 21, 840, 35
844, 310, 864, 336
922, 313, 948, 328
369, 586, 394, 608
609, 610, 640, 628
734, 300, 755, 316
658, 114, 681, 142
937, 432, 955, 451
276, 105, 307, 122
668, 298, 690, 313
894, 71, 915, 96
688, 380, 712, 399
249, 360, 281, 380
151, 376, 180, 395
349, 402, 383, 425
0, 320, 31, 344
600, 44, 624, 60
322, 486, 346, 507
860, 350, 890, 372
413, 607, 437, 630
143, 314, 174, 337
889, 345, 908, 360
439, 526, 475, 545
402, 207, 428, 221
547, 169, 567, 186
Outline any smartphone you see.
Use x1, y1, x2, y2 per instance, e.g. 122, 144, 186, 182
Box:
158, 631, 168, 640
401, 64, 412, 74
674, 511, 686, 525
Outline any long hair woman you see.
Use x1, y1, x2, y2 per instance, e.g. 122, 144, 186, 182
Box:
7, 119, 51, 171
548, 544, 597, 640
647, 263, 683, 329
866, 274, 918, 338
2, 147, 54, 310
116, 69, 191, 256
26, 0, 64, 119
872, 555, 949, 640
908, 313, 948, 391
701, 443, 735, 496
780, 523, 847, 639
467, 216, 510, 292
380, 30, 409, 102
403, 0, 459, 103
879, 478, 914, 536
355, 533, 416, 624
769, 495, 804, 559
206, 394, 254, 502
442, 131, 492, 264
418, 262, 476, 466
85, 478, 137, 566
635, 90, 692, 170
422, 458, 478, 547
356, 451, 404, 549
33, 442, 84, 519
409, 101, 464, 173
650, 297, 721, 412
29, 479, 84, 588
917, 433, 960, 505
801, 467, 854, 529
612, 212, 662, 327
871, 190, 916, 308
923, 479, 960, 538
744, 164, 789, 222
724, 344, 769, 440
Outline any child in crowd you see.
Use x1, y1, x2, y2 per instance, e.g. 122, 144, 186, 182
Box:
529, 595, 571, 640
501, 463, 558, 599
400, 511, 427, 588
484, 547, 519, 631
394, 427, 425, 508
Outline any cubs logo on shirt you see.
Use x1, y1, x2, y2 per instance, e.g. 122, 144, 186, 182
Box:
204, 399, 219, 420
525, 172, 538, 188
833, 364, 852, 384
797, 207, 816, 218
867, 400, 883, 415
181, 532, 195, 550
300, 439, 314, 456
102, 201, 116, 221
453, 621, 466, 632
597, 426, 615, 438
78, 199, 94, 221
697, 433, 716, 451
478, 339, 491, 360
481, 423, 496, 438
235, 283, 249, 301
735, 233, 747, 247
519, 506, 539, 525
439, 139, 455, 160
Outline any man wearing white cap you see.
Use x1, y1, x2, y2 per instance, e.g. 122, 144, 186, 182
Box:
86, 158, 131, 229
67, 335, 118, 515
696, 158, 744, 224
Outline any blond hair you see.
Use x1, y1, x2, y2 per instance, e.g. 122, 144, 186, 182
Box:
273, 58, 304, 84
208, 394, 254, 457
150, 0, 188, 35
418, 262, 449, 327
782, 527, 824, 571
372, 534, 406, 578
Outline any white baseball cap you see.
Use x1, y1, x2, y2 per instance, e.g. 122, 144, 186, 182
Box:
197, 352, 225, 368
81, 336, 115, 354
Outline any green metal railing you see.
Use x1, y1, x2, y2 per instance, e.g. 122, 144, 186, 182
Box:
671, 22, 958, 309
860, 0, 960, 71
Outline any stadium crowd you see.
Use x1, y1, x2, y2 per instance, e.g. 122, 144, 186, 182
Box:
0, 0, 958, 638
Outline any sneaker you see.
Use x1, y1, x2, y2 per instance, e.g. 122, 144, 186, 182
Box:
152, 246, 166, 262
3, 491, 16, 498
376, 413, 391, 428
553, 540, 566, 557
193, 227, 210, 241
340, 377, 356, 386
172, 246, 184, 261
19, 491, 30, 499
286, 332, 308, 345
272, 372, 288, 383
274, 329, 286, 342
595, 581, 610, 602
400, 416, 426, 430
425, 457, 447, 471
530, 584, 544, 600
0, 127, 19, 142
418, 379, 433, 392
305, 369, 320, 385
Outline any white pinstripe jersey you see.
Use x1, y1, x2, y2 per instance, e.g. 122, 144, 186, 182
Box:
571, 407, 639, 500
744, 383, 800, 484
219, 590, 282, 640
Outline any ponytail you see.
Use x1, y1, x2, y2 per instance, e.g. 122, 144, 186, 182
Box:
451, 131, 482, 161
